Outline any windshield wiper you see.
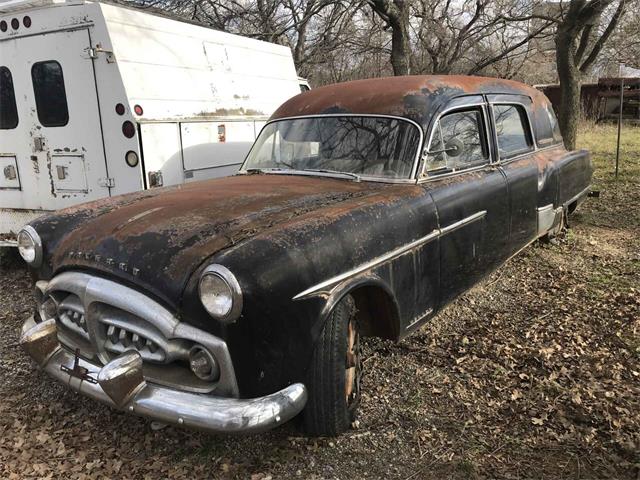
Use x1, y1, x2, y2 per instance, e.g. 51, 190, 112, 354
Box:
304, 169, 361, 182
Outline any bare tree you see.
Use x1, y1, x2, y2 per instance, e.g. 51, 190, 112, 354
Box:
554, 0, 627, 148
599, 1, 640, 73
117, 0, 631, 122
367, 0, 411, 75
365, 0, 556, 80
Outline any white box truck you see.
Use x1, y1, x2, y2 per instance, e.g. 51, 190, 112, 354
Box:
0, 0, 307, 245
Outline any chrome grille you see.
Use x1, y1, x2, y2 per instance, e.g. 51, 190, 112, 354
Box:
35, 271, 239, 396
106, 324, 159, 353
57, 294, 89, 340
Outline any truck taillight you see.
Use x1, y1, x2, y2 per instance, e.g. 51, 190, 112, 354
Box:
11, 18, 18, 30
125, 151, 139, 167
115, 103, 125, 115
122, 121, 136, 138
134, 105, 143, 116
0, 21, 7, 32
23, 16, 31, 28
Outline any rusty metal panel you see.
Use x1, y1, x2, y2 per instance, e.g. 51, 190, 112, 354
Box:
271, 75, 541, 131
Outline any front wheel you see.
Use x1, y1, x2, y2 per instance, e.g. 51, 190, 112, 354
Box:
302, 295, 362, 436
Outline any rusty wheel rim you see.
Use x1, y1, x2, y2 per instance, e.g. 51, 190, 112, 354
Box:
345, 317, 361, 408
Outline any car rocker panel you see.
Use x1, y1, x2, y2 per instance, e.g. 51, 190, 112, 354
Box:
18, 75, 592, 435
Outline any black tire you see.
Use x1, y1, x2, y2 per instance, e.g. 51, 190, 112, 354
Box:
303, 295, 362, 436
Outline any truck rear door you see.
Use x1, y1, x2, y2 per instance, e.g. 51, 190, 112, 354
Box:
0, 28, 109, 213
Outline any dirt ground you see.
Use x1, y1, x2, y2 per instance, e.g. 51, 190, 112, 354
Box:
0, 124, 638, 479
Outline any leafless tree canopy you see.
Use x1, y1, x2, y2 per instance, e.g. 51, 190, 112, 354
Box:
116, 0, 636, 85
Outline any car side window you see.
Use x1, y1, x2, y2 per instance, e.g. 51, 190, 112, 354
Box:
426, 108, 489, 174
0, 66, 18, 130
547, 106, 563, 144
31, 60, 69, 127
493, 104, 534, 158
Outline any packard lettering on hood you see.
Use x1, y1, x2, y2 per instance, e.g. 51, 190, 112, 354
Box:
18, 75, 592, 437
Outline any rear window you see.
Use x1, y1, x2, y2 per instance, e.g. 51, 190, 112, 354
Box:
31, 60, 69, 127
493, 104, 534, 158
0, 66, 18, 130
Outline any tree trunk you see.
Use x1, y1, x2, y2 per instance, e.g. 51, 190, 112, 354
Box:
389, 2, 410, 76
369, 0, 411, 76
555, 26, 581, 150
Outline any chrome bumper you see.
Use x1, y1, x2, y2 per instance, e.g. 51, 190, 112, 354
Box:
20, 316, 307, 434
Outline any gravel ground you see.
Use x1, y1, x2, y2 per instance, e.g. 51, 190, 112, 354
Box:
1, 124, 638, 479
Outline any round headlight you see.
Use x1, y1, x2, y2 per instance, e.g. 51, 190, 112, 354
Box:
198, 264, 242, 322
17, 226, 43, 267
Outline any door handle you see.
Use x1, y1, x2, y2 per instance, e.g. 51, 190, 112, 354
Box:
33, 136, 46, 152
148, 171, 163, 188
56, 165, 68, 180
4, 165, 16, 180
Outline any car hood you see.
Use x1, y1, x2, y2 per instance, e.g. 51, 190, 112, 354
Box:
43, 174, 382, 309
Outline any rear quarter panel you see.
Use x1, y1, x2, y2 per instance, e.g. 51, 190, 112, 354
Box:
557, 149, 593, 206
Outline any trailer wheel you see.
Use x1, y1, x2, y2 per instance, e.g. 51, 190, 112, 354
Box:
303, 295, 362, 436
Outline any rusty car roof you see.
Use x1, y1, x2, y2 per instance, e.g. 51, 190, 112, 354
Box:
271, 75, 546, 130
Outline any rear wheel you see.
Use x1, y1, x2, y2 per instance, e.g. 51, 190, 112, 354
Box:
303, 295, 362, 436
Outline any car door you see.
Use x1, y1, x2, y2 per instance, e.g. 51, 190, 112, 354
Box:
420, 96, 510, 308
488, 95, 539, 254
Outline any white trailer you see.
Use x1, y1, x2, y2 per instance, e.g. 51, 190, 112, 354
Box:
0, 0, 307, 245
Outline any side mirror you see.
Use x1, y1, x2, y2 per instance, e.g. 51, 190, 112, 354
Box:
427, 138, 464, 157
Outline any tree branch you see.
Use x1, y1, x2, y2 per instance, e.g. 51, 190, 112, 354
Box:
580, 0, 627, 72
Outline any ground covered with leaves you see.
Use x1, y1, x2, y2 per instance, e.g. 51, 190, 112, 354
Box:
1, 124, 638, 479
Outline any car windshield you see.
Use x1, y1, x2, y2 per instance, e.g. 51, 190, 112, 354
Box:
242, 116, 421, 180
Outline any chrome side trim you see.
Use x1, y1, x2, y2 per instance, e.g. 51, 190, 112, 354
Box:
564, 185, 591, 208
439, 210, 487, 235
536, 204, 563, 237
293, 210, 487, 300
537, 204, 555, 237
20, 317, 307, 434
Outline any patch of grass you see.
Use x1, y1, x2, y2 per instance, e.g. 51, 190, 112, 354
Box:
456, 458, 478, 477
578, 122, 640, 178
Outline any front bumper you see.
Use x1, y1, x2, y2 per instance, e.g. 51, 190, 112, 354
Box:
20, 316, 308, 434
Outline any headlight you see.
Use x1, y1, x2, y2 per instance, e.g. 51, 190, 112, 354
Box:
198, 264, 242, 323
17, 226, 43, 267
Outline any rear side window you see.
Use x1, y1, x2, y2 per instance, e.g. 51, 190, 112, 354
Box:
546, 106, 562, 143
535, 103, 563, 145
493, 104, 533, 158
31, 61, 69, 127
426, 108, 489, 174
0, 66, 18, 130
